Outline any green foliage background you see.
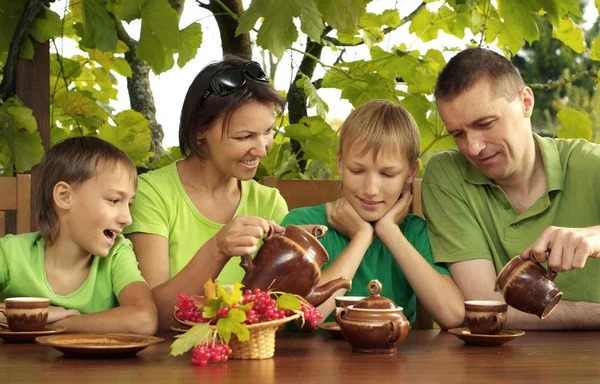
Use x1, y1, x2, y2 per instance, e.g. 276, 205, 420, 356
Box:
0, 0, 599, 178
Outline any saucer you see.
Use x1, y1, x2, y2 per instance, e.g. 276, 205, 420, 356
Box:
35, 333, 165, 358
448, 328, 525, 346
170, 325, 190, 334
0, 325, 66, 343
317, 322, 344, 339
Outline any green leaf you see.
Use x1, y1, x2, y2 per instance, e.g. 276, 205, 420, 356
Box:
140, 0, 180, 50
7, 106, 37, 133
137, 19, 166, 73
54, 90, 107, 119
218, 281, 244, 306
80, 0, 118, 51
29, 7, 61, 43
359, 9, 401, 29
169, 323, 212, 356
296, 73, 329, 119
177, 23, 202, 68
112, 57, 133, 77
556, 108, 592, 141
317, 0, 368, 34
590, 37, 600, 62
107, 0, 142, 22
275, 293, 301, 311
408, 6, 450, 42
552, 18, 586, 54
99, 110, 152, 165
0, 136, 12, 171
227, 308, 247, 324
216, 316, 249, 344
497, 0, 539, 54
239, 0, 323, 58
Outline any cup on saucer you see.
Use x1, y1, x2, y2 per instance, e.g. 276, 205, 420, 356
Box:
464, 300, 508, 335
0, 297, 50, 332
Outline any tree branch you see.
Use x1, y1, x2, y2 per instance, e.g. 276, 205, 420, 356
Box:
322, 1, 426, 47
528, 70, 598, 91
195, 0, 211, 11
0, 0, 46, 103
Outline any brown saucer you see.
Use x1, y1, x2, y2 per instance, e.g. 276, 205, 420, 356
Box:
35, 333, 164, 358
170, 325, 190, 334
0, 325, 66, 343
448, 328, 525, 346
317, 322, 344, 339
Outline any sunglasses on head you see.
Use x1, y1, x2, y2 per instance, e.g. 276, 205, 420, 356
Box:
202, 61, 269, 101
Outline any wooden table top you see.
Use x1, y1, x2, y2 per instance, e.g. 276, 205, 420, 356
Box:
2, 329, 599, 383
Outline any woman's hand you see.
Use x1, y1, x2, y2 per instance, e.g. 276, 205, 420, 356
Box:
326, 197, 373, 239
47, 306, 80, 324
215, 215, 272, 257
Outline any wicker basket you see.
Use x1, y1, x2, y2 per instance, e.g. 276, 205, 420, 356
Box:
173, 309, 300, 360
228, 313, 300, 359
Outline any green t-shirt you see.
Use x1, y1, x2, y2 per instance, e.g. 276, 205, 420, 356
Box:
0, 232, 146, 314
422, 134, 600, 302
281, 205, 449, 324
124, 161, 288, 284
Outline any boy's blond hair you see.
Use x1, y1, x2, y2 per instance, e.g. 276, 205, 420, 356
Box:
36, 136, 137, 244
338, 99, 420, 164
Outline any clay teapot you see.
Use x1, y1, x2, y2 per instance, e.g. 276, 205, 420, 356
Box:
334, 280, 410, 354
240, 224, 351, 307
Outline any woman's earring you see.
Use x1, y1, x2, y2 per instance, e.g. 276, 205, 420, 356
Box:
196, 137, 202, 146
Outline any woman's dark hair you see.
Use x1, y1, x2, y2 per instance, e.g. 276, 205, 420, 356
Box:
179, 56, 286, 160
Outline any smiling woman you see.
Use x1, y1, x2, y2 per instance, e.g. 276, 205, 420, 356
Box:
123, 57, 289, 330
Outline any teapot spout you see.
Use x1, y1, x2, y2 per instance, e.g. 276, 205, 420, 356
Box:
305, 277, 352, 307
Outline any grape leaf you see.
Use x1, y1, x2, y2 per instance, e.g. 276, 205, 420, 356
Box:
140, 0, 180, 50
216, 311, 249, 344
552, 17, 586, 54
497, 0, 539, 53
80, 0, 118, 51
177, 22, 202, 68
99, 110, 152, 165
218, 281, 244, 306
107, 0, 142, 22
296, 73, 329, 119
556, 108, 592, 141
137, 19, 166, 73
169, 323, 212, 356
275, 293, 301, 311
29, 7, 61, 43
590, 36, 600, 61
317, 0, 368, 35
204, 278, 216, 300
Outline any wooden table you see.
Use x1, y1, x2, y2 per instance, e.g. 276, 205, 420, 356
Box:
2, 330, 600, 383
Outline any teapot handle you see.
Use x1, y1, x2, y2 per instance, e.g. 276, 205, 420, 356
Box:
240, 222, 276, 273
533, 250, 558, 281
386, 320, 402, 347
334, 307, 348, 325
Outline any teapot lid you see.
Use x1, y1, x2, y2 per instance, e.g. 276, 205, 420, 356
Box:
353, 280, 400, 310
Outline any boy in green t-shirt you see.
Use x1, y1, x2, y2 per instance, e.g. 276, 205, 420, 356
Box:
281, 100, 464, 328
0, 137, 157, 335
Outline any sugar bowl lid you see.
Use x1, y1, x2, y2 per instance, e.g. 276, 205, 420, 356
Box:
353, 280, 400, 310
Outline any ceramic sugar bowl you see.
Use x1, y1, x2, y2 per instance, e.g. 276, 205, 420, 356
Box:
334, 280, 410, 354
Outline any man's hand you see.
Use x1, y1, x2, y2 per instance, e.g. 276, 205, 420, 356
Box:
325, 197, 373, 239
374, 191, 413, 237
522, 226, 600, 271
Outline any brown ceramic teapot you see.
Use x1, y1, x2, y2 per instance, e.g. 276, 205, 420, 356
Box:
240, 224, 351, 307
334, 280, 410, 354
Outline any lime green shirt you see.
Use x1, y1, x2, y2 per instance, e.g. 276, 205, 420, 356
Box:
124, 161, 288, 284
422, 134, 600, 302
0, 233, 146, 313
281, 205, 450, 325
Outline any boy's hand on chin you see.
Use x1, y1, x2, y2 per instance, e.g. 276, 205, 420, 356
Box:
374, 191, 413, 237
48, 306, 81, 323
326, 198, 373, 239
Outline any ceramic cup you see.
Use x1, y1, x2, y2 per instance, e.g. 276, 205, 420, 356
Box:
0, 297, 50, 332
464, 300, 508, 335
334, 296, 365, 308
495, 255, 563, 319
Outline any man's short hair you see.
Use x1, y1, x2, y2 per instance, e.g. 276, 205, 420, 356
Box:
434, 48, 525, 103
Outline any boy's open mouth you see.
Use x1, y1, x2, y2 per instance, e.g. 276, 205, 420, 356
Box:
103, 230, 116, 240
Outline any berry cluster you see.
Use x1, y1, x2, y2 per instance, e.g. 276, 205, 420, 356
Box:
242, 288, 292, 324
300, 303, 324, 327
176, 293, 210, 323
191, 342, 232, 366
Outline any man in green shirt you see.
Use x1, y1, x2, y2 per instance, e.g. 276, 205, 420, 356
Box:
423, 47, 600, 330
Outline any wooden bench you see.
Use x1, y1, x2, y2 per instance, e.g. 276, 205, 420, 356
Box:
263, 176, 433, 329
0, 174, 32, 237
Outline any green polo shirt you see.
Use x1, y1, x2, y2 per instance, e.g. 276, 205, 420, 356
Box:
281, 204, 450, 325
422, 134, 600, 302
